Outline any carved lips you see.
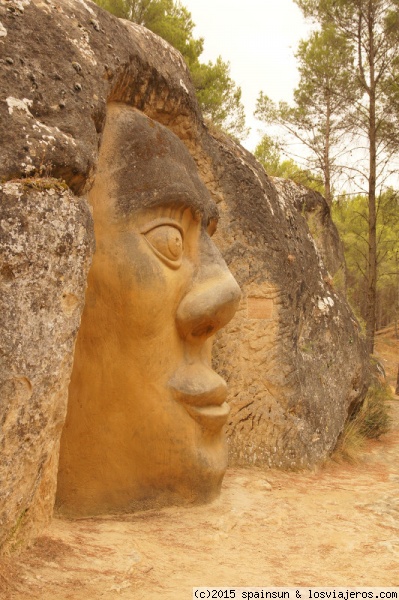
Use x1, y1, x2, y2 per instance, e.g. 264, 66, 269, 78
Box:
169, 364, 230, 433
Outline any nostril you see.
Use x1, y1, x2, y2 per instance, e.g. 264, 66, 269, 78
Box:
192, 324, 215, 337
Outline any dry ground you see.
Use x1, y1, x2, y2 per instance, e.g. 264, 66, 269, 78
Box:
1, 330, 398, 599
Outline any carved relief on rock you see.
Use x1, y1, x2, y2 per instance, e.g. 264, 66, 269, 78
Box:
56, 104, 241, 515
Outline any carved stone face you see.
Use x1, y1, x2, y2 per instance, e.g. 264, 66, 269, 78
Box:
56, 104, 241, 515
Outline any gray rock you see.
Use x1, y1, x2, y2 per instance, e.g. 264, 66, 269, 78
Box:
0, 181, 94, 551
211, 139, 368, 468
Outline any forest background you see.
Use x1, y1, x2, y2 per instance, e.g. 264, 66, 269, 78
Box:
95, 0, 399, 356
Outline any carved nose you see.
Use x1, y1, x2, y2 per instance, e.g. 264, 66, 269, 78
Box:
176, 240, 241, 342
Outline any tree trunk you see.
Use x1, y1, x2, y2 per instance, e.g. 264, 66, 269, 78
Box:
396, 364, 399, 396
324, 92, 332, 207
396, 253, 399, 339
366, 6, 377, 355
366, 139, 377, 353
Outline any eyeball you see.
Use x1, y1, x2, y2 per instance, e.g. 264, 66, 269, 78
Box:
143, 224, 184, 268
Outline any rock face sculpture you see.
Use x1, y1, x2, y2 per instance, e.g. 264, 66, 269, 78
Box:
0, 0, 368, 552
56, 104, 241, 515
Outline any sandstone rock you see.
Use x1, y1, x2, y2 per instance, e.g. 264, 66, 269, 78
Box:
210, 141, 368, 468
254, 480, 273, 492
272, 177, 346, 287
0, 181, 94, 552
0, 0, 369, 551
0, 0, 199, 193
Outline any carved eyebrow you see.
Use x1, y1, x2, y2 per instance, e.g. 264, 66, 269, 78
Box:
116, 183, 219, 227
145, 198, 203, 225
117, 188, 202, 214
149, 189, 204, 212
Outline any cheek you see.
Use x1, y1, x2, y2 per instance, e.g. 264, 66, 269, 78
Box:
92, 233, 193, 336
94, 232, 165, 293
119, 236, 167, 292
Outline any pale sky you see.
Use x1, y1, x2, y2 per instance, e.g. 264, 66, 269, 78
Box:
181, 0, 312, 151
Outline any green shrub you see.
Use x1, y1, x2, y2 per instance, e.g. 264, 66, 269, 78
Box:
332, 379, 392, 463
357, 382, 392, 439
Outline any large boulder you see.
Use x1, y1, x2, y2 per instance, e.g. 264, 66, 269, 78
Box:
212, 166, 367, 467
0, 181, 94, 552
0, 0, 368, 551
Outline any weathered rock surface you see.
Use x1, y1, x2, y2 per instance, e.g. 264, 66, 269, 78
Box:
0, 0, 199, 192
0, 181, 94, 552
0, 0, 368, 551
211, 160, 368, 468
273, 178, 346, 285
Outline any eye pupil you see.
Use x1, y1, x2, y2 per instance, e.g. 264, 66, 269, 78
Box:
168, 234, 182, 258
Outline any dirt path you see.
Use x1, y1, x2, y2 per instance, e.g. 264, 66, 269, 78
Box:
1, 333, 398, 599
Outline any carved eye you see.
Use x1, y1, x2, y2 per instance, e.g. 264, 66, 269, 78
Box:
143, 224, 184, 268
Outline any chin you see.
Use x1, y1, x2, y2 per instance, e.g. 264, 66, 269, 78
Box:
181, 428, 229, 503
133, 426, 229, 510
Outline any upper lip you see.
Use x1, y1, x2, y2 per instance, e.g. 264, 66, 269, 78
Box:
169, 364, 230, 431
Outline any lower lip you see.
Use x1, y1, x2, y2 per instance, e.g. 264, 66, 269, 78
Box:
169, 365, 230, 432
183, 401, 230, 433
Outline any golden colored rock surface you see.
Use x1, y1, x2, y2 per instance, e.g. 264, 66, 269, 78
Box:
56, 105, 241, 515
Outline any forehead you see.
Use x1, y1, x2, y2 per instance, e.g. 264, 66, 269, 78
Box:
96, 103, 218, 223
